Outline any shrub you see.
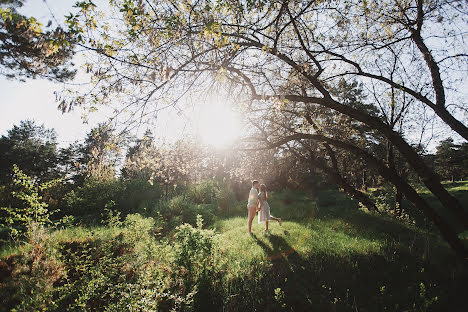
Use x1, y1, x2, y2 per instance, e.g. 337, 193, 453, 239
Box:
173, 216, 217, 280
168, 216, 221, 310
121, 213, 155, 246
186, 180, 217, 204
62, 178, 123, 221
1, 165, 62, 238
214, 183, 236, 215
153, 196, 216, 231
1, 224, 64, 311
119, 179, 162, 214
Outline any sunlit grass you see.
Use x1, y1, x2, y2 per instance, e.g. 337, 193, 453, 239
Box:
1, 184, 467, 311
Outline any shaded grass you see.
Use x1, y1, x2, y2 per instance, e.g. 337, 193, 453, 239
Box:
1, 184, 468, 311
212, 187, 467, 311
0, 225, 123, 259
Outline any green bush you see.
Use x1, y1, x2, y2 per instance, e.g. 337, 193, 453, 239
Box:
186, 179, 236, 217
214, 183, 236, 215
62, 178, 123, 221
121, 213, 155, 246
62, 178, 163, 222
119, 179, 162, 214
186, 180, 217, 204
168, 216, 221, 310
173, 216, 217, 280
0, 224, 64, 311
152, 195, 216, 231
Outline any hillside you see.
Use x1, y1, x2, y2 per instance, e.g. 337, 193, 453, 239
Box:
0, 185, 467, 311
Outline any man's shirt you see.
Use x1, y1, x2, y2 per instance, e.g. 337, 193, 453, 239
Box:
247, 187, 258, 207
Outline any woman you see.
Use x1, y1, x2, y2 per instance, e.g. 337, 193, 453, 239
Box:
257, 184, 282, 231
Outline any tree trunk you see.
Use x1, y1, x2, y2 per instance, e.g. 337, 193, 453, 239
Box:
362, 170, 368, 192
321, 96, 468, 229
276, 133, 468, 259
324, 166, 378, 212
325, 137, 468, 259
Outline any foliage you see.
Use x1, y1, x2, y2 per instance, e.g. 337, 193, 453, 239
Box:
0, 0, 76, 81
173, 215, 216, 276
214, 182, 236, 215
0, 223, 64, 311
62, 178, 123, 221
123, 137, 202, 197
81, 123, 123, 181
433, 138, 468, 181
121, 213, 155, 246
118, 178, 162, 214
153, 195, 216, 231
186, 180, 217, 204
1, 188, 468, 311
58, 0, 468, 254
0, 120, 59, 185
169, 215, 220, 310
1, 165, 61, 238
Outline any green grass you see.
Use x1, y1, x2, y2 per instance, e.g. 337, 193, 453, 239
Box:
1, 184, 467, 311
209, 188, 465, 311
411, 181, 468, 233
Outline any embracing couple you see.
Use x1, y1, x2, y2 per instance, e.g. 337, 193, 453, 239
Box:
247, 180, 282, 234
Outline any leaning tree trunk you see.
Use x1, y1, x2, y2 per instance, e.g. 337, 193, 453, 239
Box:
277, 133, 468, 259
286, 142, 379, 212
320, 135, 468, 260
316, 95, 468, 229
317, 160, 378, 212
251, 41, 468, 229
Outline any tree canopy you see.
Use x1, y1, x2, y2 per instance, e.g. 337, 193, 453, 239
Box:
57, 0, 468, 257
0, 0, 76, 81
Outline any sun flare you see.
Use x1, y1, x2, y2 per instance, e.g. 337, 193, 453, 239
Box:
194, 98, 242, 148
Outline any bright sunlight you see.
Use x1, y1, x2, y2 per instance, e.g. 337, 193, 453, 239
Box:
193, 96, 242, 148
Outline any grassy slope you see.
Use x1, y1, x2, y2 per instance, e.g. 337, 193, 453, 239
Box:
1, 183, 467, 311
212, 186, 467, 311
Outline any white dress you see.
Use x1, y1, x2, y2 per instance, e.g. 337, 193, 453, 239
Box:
258, 192, 274, 223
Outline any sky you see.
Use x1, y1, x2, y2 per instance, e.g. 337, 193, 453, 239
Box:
0, 0, 241, 148
0, 1, 464, 151
0, 0, 102, 146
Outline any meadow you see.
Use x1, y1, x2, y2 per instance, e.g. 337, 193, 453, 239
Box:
0, 183, 467, 311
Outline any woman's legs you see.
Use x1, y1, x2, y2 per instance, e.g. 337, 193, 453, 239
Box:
265, 220, 269, 231
270, 216, 282, 226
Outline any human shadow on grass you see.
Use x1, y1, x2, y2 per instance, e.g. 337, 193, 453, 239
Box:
250, 232, 330, 311
249, 226, 468, 312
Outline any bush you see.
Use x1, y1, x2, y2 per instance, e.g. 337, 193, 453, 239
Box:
186, 179, 237, 216
62, 178, 123, 221
172, 216, 217, 280
0, 224, 64, 311
168, 216, 221, 310
186, 180, 217, 204
153, 196, 216, 231
214, 183, 236, 215
121, 213, 155, 246
119, 179, 162, 214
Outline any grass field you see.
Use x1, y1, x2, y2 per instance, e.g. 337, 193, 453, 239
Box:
0, 184, 467, 311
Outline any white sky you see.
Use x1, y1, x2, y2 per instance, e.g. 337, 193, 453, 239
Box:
0, 0, 465, 151
0, 0, 103, 146
0, 0, 195, 147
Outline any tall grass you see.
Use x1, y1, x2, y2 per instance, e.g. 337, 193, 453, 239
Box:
1, 184, 467, 311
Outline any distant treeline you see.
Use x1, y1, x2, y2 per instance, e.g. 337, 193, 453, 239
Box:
0, 120, 466, 232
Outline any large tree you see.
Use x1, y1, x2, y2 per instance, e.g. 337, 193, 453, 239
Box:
0, 0, 76, 81
62, 0, 468, 256
0, 119, 59, 183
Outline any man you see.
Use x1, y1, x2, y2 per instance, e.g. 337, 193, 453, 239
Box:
247, 180, 260, 234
